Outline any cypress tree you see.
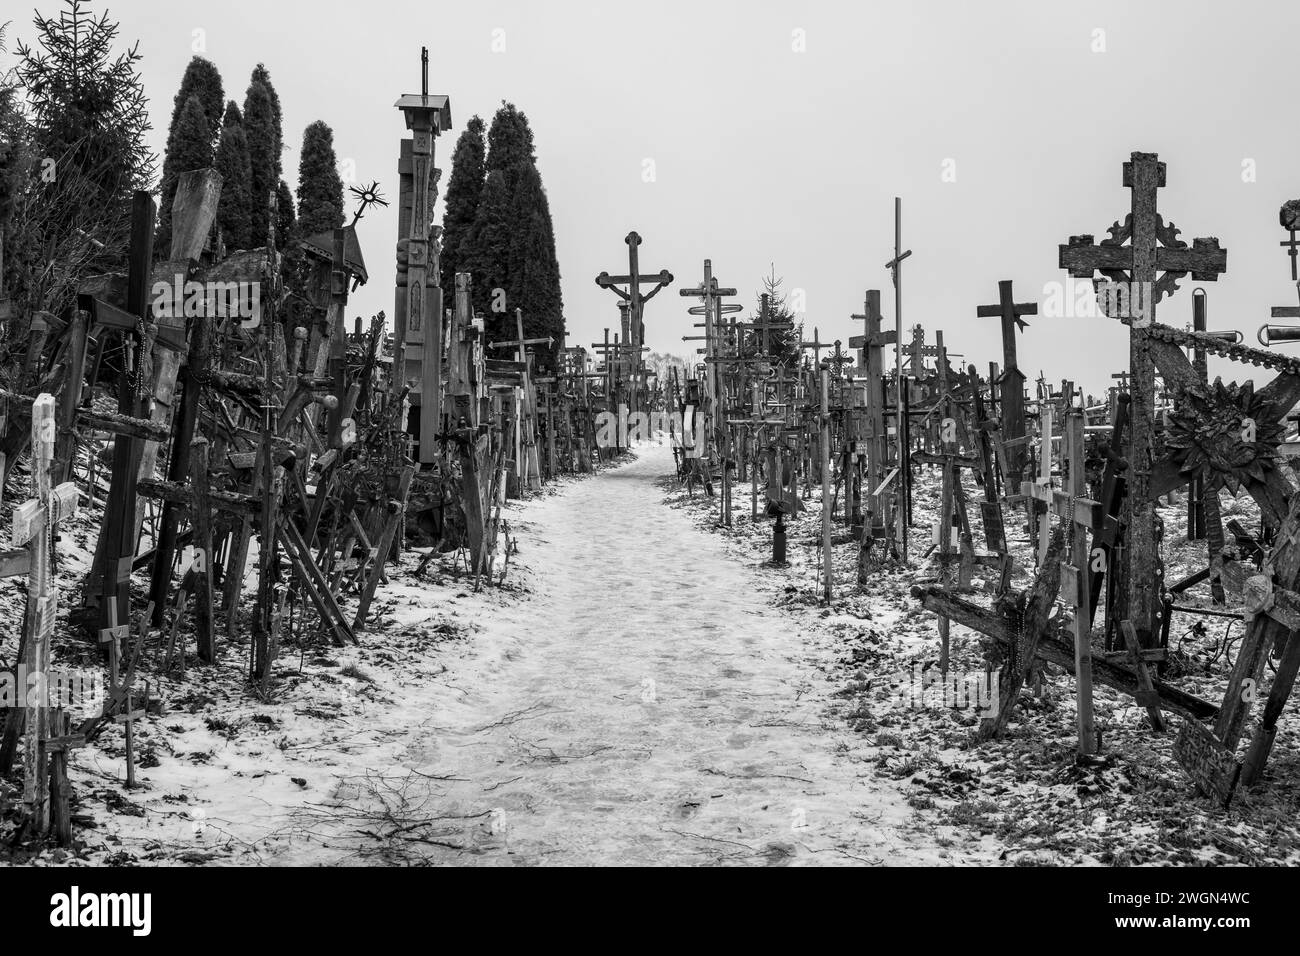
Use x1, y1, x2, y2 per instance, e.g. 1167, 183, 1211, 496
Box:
485, 102, 535, 180
459, 168, 512, 321
296, 120, 344, 238
243, 77, 279, 246
439, 114, 486, 294
506, 164, 564, 369
274, 178, 296, 249
250, 63, 283, 177
155, 94, 215, 255
214, 101, 252, 250
157, 56, 224, 253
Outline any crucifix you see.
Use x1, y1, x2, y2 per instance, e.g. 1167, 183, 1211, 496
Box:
596, 232, 673, 413
976, 280, 1037, 498
1058, 151, 1228, 654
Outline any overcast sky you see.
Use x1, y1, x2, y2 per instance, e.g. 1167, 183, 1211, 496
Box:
11, 0, 1300, 394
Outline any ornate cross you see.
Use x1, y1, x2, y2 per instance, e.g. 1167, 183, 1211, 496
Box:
1057, 151, 1227, 650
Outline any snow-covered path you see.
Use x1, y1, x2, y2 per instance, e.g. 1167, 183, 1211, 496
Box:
327, 443, 943, 865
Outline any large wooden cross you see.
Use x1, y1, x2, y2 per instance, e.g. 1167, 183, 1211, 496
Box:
1058, 151, 1228, 652
680, 261, 737, 456
596, 231, 673, 367
1026, 408, 1108, 754
976, 280, 1036, 496
10, 396, 80, 831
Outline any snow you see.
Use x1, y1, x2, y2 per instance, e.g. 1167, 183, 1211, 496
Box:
5, 439, 1298, 867
11, 443, 972, 865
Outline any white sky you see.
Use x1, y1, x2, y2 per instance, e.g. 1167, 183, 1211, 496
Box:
10, 0, 1300, 394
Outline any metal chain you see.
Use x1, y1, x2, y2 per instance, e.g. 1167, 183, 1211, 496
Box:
1118, 317, 1300, 377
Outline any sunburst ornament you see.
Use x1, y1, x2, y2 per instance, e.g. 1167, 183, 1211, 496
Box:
1164, 378, 1283, 494
348, 181, 389, 226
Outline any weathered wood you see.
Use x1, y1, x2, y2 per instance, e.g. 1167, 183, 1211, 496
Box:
1059, 153, 1228, 659
979, 527, 1065, 740
169, 168, 224, 262
976, 280, 1036, 495
915, 586, 1219, 724
1120, 619, 1166, 732
353, 466, 416, 630
1173, 719, 1241, 807
136, 479, 260, 516
190, 438, 216, 662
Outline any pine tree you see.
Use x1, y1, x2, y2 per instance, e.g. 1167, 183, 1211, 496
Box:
274, 178, 296, 249
744, 269, 801, 365
459, 168, 512, 321
156, 56, 224, 252
439, 114, 485, 294
243, 76, 279, 245
296, 120, 343, 238
214, 101, 252, 250
8, 0, 155, 330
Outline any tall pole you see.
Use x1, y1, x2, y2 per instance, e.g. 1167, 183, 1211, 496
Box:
821, 364, 833, 604
885, 197, 912, 562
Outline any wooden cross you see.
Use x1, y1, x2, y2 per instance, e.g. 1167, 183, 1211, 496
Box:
680, 261, 737, 455
976, 280, 1037, 495
799, 328, 828, 367
1028, 402, 1055, 567
12, 396, 79, 830
1059, 152, 1227, 653
1057, 409, 1103, 754
596, 231, 673, 361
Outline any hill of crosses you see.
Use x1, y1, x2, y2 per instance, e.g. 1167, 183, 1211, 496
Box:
0, 1, 1297, 881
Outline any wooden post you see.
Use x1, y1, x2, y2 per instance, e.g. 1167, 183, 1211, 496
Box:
1034, 403, 1054, 567
190, 438, 215, 661
94, 191, 155, 642
20, 395, 57, 831
1064, 409, 1098, 755
820, 365, 833, 604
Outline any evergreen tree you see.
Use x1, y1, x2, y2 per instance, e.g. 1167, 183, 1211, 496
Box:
295, 120, 343, 238
155, 56, 223, 252
459, 168, 512, 320
505, 163, 564, 369
214, 101, 252, 250
274, 178, 296, 249
6, 0, 155, 336
743, 269, 801, 366
439, 114, 485, 294
250, 63, 283, 177
153, 94, 214, 256
454, 102, 566, 364
243, 76, 279, 245
485, 101, 535, 186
